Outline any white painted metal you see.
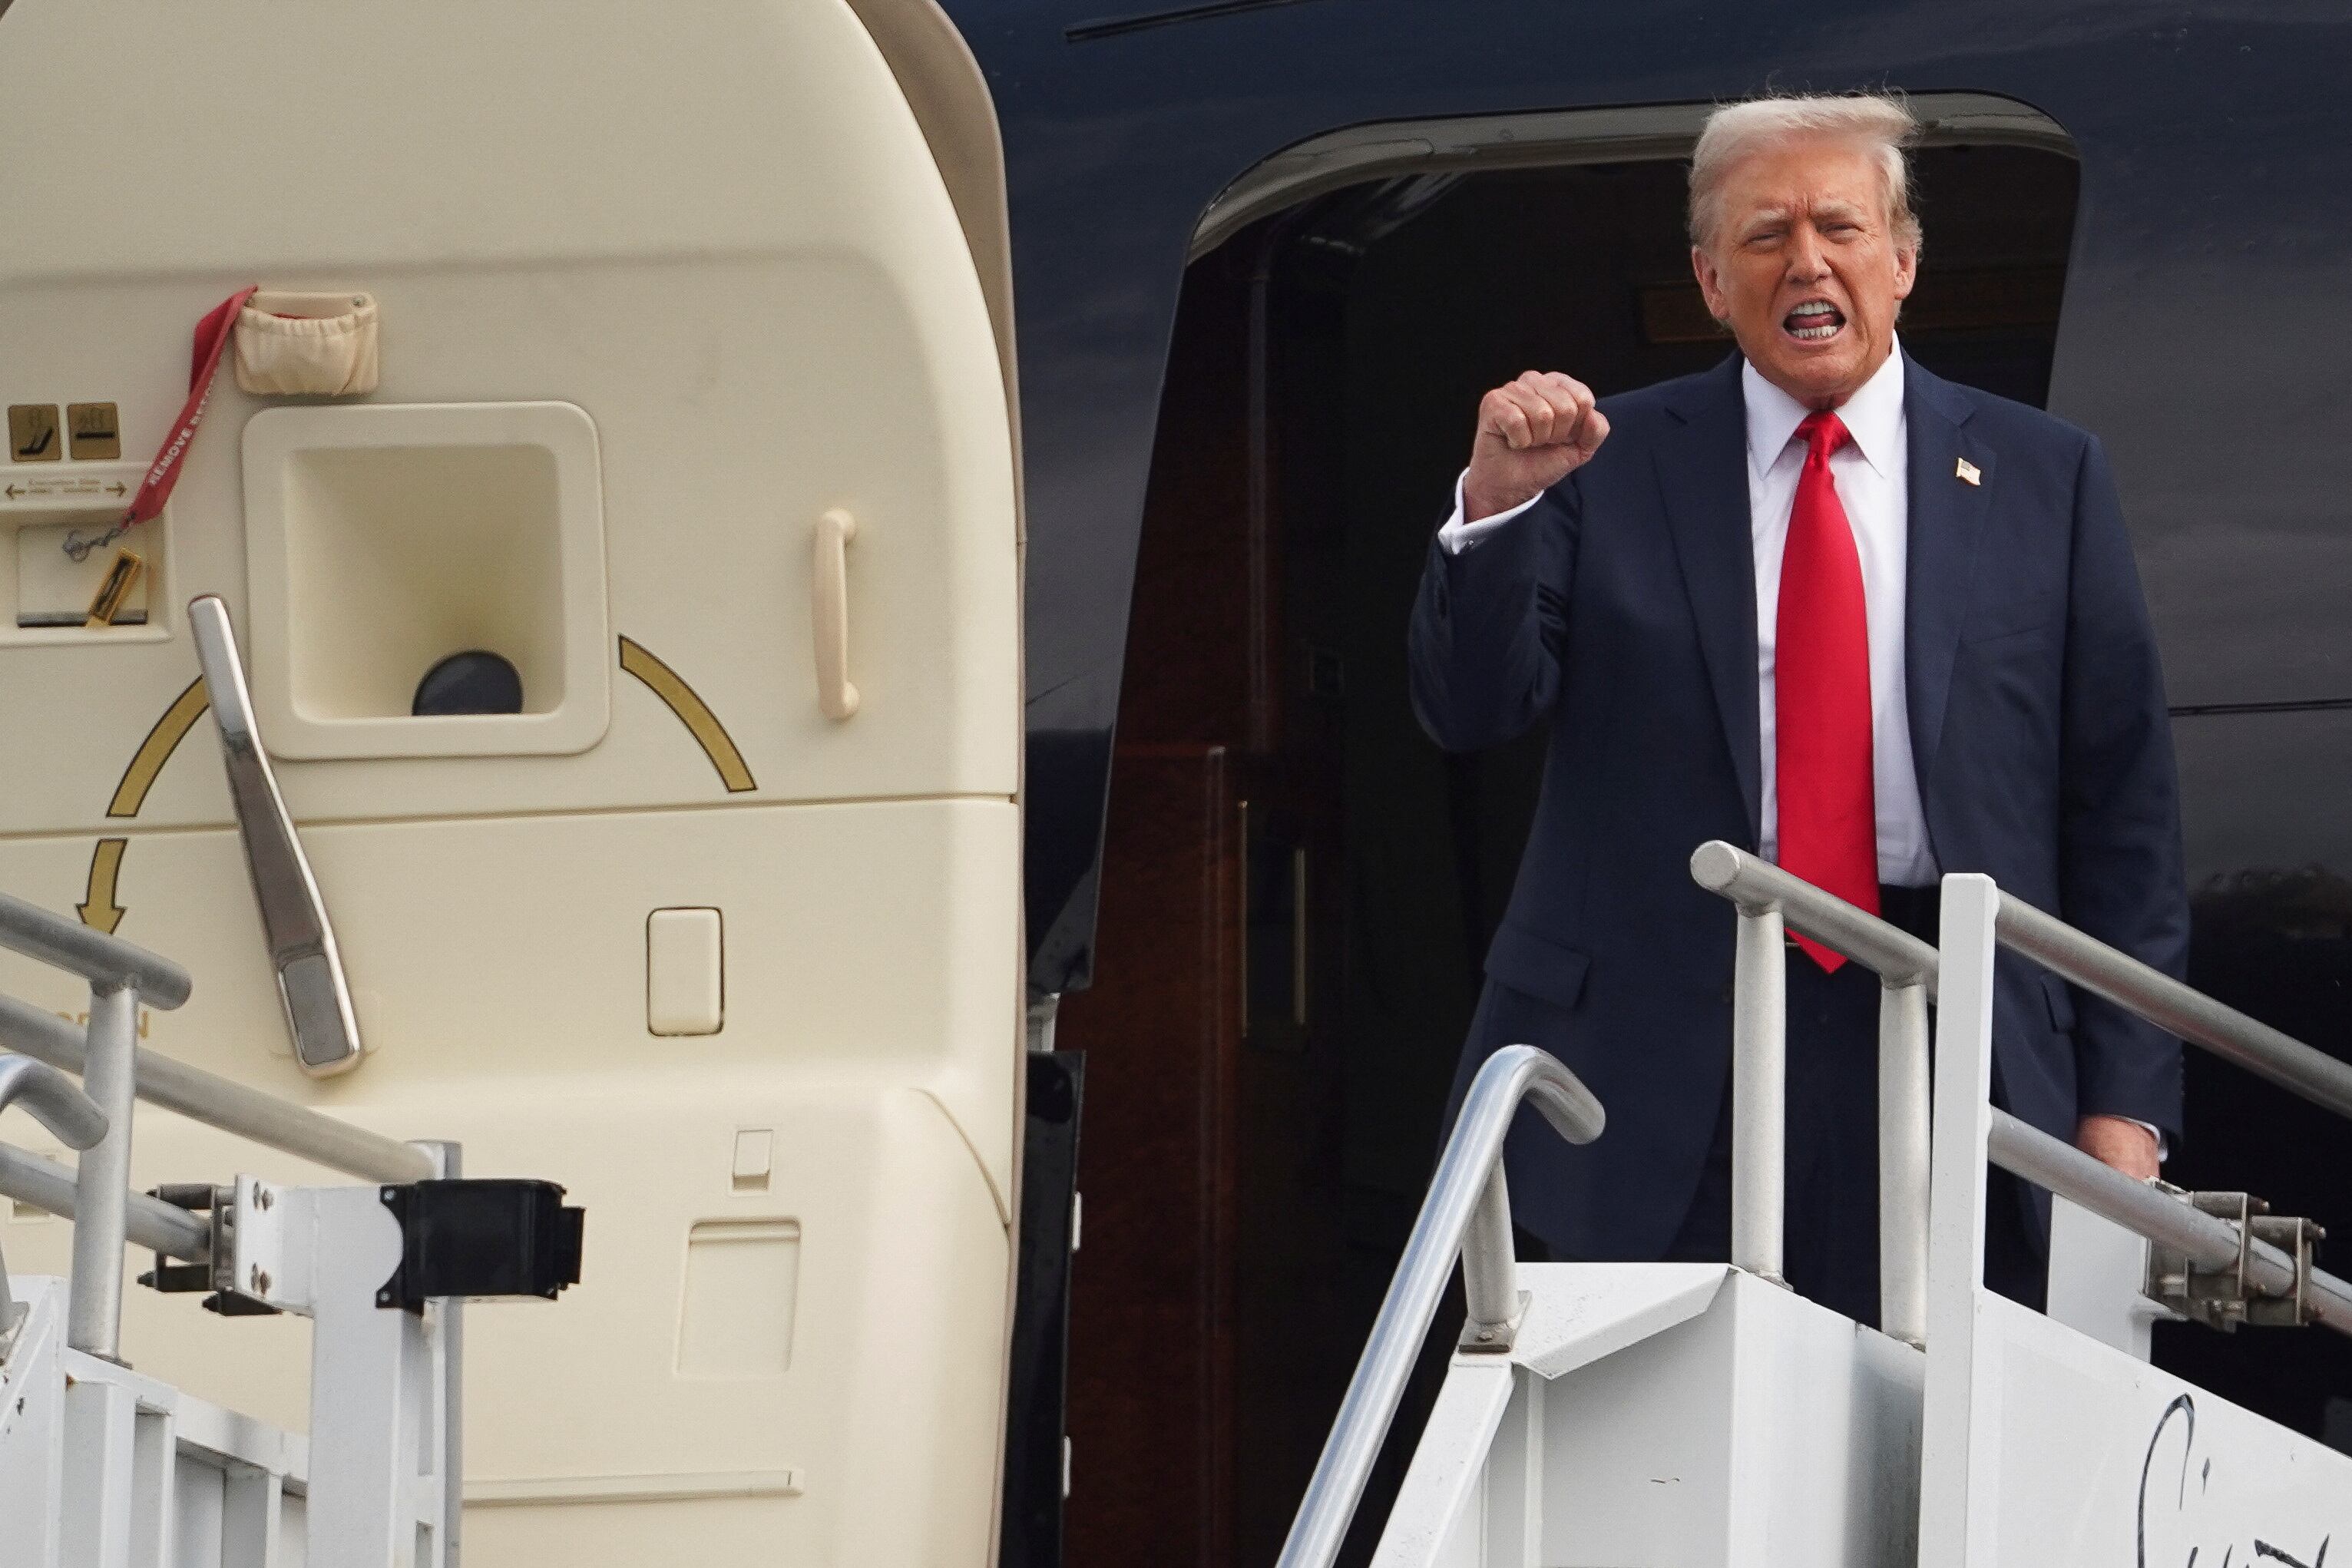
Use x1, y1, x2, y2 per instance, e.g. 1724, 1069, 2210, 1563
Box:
1730, 904, 1787, 1282
2046, 1196, 2169, 1361
1917, 870, 2352, 1566
3, 1275, 310, 1568
1918, 873, 2003, 1568
1373, 1265, 1925, 1568
230, 1176, 452, 1565
0, 1277, 71, 1568
1370, 1362, 1514, 1568
1964, 1290, 2350, 1562
5, 1177, 452, 1563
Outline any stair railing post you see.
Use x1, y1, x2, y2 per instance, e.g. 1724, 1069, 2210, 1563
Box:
1459, 1162, 1520, 1352
1878, 978, 1933, 1345
1731, 901, 1787, 1283
66, 984, 140, 1360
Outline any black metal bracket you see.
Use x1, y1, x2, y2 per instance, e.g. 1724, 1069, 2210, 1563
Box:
376, 1179, 584, 1314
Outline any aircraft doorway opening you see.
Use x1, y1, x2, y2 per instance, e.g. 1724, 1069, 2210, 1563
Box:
1053, 141, 2080, 1568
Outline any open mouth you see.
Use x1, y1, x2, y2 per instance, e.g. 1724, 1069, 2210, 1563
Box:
1783, 299, 1845, 342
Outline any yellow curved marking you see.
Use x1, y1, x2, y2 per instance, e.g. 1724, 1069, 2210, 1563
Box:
618, 637, 757, 794
79, 838, 127, 934
108, 677, 210, 819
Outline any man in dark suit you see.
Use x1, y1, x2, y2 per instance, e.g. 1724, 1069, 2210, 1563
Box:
1409, 94, 2185, 1323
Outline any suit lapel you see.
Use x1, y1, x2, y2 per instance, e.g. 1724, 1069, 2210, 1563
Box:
1654, 356, 1762, 846
1903, 356, 1996, 798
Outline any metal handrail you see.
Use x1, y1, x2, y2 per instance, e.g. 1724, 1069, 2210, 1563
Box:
1690, 841, 1935, 1345
0, 1143, 211, 1261
0, 889, 431, 1359
0, 1054, 107, 1151
0, 888, 193, 1008
1691, 842, 1938, 984
1988, 1110, 2352, 1334
1996, 896, 2352, 1121
0, 898, 193, 1359
1697, 843, 2352, 1341
0, 990, 431, 1184
0, 1053, 111, 1344
1274, 1045, 1605, 1568
1691, 839, 2352, 1125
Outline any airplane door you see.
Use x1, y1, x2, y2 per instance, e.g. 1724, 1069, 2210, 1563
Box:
0, 3, 1022, 1563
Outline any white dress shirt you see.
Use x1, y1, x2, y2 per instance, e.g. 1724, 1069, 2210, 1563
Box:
1437, 343, 1937, 886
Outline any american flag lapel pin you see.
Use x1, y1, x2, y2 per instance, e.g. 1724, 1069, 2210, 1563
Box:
1956, 457, 1982, 486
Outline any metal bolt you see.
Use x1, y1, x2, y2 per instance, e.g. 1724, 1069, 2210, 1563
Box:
248, 1265, 270, 1296
254, 1187, 273, 1212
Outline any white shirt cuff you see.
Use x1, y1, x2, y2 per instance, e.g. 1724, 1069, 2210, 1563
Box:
1436, 469, 1545, 554
2126, 1118, 2168, 1164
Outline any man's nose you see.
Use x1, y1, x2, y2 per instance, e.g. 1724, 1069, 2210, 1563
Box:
1785, 227, 1829, 280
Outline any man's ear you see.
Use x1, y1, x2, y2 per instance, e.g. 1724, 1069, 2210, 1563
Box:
1892, 241, 1919, 301
1691, 245, 1729, 323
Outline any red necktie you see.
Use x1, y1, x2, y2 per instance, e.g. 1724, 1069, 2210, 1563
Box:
1776, 411, 1877, 971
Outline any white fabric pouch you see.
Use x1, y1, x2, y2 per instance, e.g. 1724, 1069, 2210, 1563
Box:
234, 290, 379, 396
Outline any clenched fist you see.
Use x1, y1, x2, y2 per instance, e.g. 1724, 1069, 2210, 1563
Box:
1464, 371, 1610, 521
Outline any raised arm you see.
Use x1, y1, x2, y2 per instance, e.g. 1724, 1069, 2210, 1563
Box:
1408, 372, 1608, 753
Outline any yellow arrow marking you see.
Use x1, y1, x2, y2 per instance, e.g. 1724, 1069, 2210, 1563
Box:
108, 677, 210, 819
79, 838, 127, 934
618, 637, 757, 794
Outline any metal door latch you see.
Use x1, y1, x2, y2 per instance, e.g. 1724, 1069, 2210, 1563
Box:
2145, 1186, 2326, 1330
187, 595, 365, 1077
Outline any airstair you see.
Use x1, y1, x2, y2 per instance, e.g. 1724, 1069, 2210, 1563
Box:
0, 600, 585, 1566
1280, 845, 2352, 1568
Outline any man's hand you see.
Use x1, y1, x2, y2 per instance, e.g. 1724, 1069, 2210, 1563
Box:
2075, 1114, 2160, 1182
1464, 370, 1610, 521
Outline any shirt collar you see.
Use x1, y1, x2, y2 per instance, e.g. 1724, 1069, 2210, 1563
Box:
1742, 336, 1907, 479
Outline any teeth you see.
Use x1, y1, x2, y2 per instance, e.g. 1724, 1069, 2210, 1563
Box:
1785, 300, 1841, 339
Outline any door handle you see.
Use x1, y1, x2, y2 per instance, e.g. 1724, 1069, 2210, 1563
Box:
813, 508, 860, 720
187, 595, 365, 1077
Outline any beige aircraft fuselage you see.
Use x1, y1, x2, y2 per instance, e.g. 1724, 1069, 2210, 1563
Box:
0, 2, 1025, 1562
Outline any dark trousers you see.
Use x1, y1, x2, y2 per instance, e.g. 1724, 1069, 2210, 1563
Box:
1527, 884, 2048, 1325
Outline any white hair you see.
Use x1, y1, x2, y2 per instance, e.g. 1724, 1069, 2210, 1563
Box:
1687, 93, 1922, 256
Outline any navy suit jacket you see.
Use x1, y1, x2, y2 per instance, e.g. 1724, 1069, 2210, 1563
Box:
1410, 352, 2188, 1260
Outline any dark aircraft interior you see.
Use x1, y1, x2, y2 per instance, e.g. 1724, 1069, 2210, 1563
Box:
1051, 136, 2352, 1566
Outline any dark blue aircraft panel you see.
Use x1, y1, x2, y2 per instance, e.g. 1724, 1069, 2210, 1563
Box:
947, 0, 2352, 995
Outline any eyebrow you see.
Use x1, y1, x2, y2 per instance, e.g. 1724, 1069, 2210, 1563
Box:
1738, 198, 1871, 237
